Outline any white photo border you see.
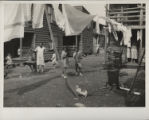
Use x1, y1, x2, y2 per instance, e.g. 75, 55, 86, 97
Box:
0, 0, 149, 120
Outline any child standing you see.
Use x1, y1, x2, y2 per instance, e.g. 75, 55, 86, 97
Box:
73, 49, 83, 76
34, 43, 45, 73
131, 44, 138, 63
61, 48, 68, 78
51, 51, 58, 68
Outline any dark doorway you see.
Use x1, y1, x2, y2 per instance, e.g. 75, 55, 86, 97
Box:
4, 32, 34, 58
4, 38, 20, 58
131, 29, 137, 46
142, 29, 145, 48
63, 35, 81, 56
22, 32, 34, 56
63, 36, 76, 46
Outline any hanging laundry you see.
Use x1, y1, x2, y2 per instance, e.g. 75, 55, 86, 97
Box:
112, 31, 118, 41
62, 4, 95, 36
117, 23, 127, 32
4, 4, 45, 42
23, 4, 32, 22
93, 16, 106, 26
53, 4, 65, 30
108, 23, 112, 33
95, 22, 100, 34
127, 47, 131, 59
32, 4, 45, 29
4, 4, 25, 42
131, 45, 138, 60
123, 27, 132, 47
137, 30, 141, 41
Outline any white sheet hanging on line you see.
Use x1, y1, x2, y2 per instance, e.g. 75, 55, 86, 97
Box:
4, 4, 25, 42
124, 27, 132, 47
53, 4, 65, 30
62, 4, 95, 36
32, 4, 45, 29
23, 4, 32, 22
137, 30, 141, 41
95, 22, 100, 34
127, 47, 131, 59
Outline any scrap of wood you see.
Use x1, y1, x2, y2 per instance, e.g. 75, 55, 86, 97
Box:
120, 87, 141, 95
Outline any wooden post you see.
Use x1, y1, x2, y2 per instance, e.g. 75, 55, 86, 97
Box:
139, 4, 144, 59
45, 5, 60, 60
104, 28, 108, 64
120, 6, 123, 23
76, 35, 78, 49
104, 4, 109, 64
32, 33, 36, 49
20, 38, 23, 58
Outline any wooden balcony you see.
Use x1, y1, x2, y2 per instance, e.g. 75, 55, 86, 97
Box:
108, 5, 145, 27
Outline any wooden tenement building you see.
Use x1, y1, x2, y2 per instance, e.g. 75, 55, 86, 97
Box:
108, 4, 145, 59
4, 5, 94, 60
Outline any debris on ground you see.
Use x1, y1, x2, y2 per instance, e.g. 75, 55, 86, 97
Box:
74, 103, 86, 107
75, 85, 88, 97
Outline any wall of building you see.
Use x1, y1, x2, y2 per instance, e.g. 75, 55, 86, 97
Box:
82, 27, 93, 55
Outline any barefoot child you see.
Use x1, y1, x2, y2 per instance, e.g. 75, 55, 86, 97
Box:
51, 51, 58, 68
34, 43, 45, 73
61, 48, 68, 78
73, 49, 83, 76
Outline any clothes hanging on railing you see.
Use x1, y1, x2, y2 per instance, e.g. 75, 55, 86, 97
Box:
137, 30, 141, 41
123, 28, 132, 47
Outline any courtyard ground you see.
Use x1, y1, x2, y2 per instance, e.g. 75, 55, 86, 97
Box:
4, 53, 138, 107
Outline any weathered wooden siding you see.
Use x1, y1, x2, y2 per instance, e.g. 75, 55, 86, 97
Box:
24, 13, 64, 60
51, 22, 64, 54
24, 10, 94, 57
82, 27, 93, 54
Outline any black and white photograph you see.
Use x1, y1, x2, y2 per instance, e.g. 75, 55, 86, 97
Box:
2, 2, 146, 108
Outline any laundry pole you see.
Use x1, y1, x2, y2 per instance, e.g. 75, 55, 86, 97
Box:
76, 35, 78, 49
45, 5, 60, 60
20, 38, 22, 58
139, 4, 144, 57
104, 4, 109, 64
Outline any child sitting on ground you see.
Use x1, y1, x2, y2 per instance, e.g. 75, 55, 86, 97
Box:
6, 53, 12, 68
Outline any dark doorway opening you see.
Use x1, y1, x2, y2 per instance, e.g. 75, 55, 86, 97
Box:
4, 32, 34, 58
63, 35, 81, 56
4, 38, 20, 58
22, 32, 34, 57
131, 29, 137, 46
142, 29, 145, 48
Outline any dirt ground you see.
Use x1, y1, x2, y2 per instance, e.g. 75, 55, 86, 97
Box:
4, 54, 137, 107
